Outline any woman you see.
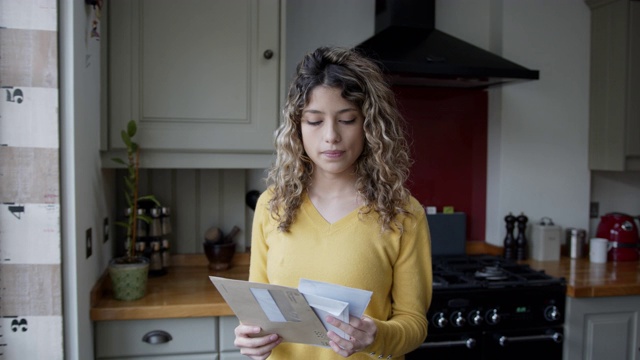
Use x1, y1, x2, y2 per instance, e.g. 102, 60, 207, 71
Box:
235, 46, 432, 359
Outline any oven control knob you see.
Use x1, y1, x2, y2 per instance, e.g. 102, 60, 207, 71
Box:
468, 310, 483, 326
486, 309, 501, 325
545, 305, 561, 321
432, 312, 448, 328
451, 311, 466, 327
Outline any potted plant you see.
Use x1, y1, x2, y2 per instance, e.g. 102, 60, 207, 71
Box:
108, 120, 159, 301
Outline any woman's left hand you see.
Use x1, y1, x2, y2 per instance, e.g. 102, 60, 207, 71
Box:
326, 315, 377, 357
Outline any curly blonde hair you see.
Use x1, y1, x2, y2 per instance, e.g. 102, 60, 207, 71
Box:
267, 46, 413, 233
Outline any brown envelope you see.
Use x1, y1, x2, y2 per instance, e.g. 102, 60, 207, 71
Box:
209, 276, 331, 347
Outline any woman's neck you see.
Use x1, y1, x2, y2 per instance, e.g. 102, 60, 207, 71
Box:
307, 173, 363, 223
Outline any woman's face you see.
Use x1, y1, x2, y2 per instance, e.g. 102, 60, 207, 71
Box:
300, 86, 365, 179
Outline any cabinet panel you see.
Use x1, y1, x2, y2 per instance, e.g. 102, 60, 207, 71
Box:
587, 0, 640, 170
219, 352, 246, 360
564, 295, 640, 360
95, 317, 217, 358
108, 0, 280, 155
584, 312, 636, 360
142, 0, 249, 121
219, 316, 240, 352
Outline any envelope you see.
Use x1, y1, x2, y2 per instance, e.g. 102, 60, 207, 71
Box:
209, 276, 372, 347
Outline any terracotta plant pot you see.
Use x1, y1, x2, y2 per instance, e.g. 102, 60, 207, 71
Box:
108, 257, 150, 301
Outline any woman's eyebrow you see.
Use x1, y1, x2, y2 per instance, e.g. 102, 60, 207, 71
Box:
302, 108, 358, 115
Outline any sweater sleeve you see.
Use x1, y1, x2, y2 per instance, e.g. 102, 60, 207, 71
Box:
364, 200, 433, 358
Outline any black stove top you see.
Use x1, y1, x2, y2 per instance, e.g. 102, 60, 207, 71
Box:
410, 254, 567, 360
432, 254, 565, 290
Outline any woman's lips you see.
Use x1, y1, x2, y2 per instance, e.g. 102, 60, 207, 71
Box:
322, 150, 344, 159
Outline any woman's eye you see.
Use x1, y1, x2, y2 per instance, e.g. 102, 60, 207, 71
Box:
306, 120, 322, 126
340, 119, 356, 124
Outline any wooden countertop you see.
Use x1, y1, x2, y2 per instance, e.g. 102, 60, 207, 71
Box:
90, 253, 250, 321
525, 257, 640, 298
468, 241, 640, 298
92, 244, 640, 321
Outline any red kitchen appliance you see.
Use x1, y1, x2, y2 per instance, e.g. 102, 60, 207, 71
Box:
595, 212, 640, 262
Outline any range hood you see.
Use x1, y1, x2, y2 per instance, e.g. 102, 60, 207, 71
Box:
356, 0, 539, 88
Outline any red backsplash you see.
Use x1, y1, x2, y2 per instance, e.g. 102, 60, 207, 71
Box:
393, 86, 487, 242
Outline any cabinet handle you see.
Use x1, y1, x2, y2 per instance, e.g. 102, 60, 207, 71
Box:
263, 49, 274, 59
142, 330, 173, 345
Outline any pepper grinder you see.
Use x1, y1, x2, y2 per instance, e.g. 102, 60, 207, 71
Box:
516, 212, 529, 260
503, 213, 516, 260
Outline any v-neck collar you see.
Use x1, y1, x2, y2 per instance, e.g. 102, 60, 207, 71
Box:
301, 192, 361, 232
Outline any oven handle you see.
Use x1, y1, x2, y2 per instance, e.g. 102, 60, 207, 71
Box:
419, 337, 477, 349
498, 331, 563, 347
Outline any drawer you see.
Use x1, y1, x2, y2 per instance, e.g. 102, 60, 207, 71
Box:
95, 317, 217, 358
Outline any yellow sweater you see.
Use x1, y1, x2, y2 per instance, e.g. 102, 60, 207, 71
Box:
249, 190, 432, 359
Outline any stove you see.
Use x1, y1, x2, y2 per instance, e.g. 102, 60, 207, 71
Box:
407, 255, 566, 360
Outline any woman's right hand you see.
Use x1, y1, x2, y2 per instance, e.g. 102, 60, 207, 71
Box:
234, 323, 282, 360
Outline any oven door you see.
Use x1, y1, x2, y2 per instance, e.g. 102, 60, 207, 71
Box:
483, 326, 564, 360
406, 333, 483, 360
406, 327, 563, 360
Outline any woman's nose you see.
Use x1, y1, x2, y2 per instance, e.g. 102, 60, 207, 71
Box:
324, 122, 341, 143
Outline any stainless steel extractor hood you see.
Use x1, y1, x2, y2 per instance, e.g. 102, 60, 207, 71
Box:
355, 0, 540, 88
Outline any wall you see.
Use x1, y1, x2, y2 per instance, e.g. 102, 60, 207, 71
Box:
437, 0, 593, 246
0, 1, 63, 358
284, 0, 375, 87
397, 87, 488, 242
60, 0, 113, 359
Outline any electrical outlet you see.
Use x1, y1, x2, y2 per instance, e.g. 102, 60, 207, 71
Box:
86, 228, 92, 258
590, 202, 599, 219
103, 217, 109, 243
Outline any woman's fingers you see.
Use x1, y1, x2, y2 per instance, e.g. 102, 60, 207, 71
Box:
325, 315, 377, 357
234, 324, 282, 360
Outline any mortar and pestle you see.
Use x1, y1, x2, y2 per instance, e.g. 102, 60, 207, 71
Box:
203, 226, 239, 271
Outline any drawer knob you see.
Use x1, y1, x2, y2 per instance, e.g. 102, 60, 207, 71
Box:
142, 330, 173, 345
263, 49, 274, 59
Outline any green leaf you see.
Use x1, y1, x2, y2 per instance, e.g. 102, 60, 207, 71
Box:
111, 158, 126, 166
138, 214, 153, 224
127, 120, 137, 138
121, 130, 132, 148
125, 177, 134, 191
114, 221, 129, 229
138, 195, 161, 207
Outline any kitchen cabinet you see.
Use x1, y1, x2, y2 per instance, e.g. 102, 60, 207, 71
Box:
587, 0, 640, 171
94, 316, 243, 359
95, 317, 218, 359
563, 295, 640, 360
219, 316, 242, 360
106, 0, 281, 168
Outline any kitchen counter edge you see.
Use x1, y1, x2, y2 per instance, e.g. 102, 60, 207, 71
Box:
91, 244, 640, 322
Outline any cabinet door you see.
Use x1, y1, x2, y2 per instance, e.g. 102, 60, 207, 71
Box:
109, 0, 280, 153
588, 0, 640, 170
564, 296, 640, 360
219, 316, 240, 352
219, 317, 243, 360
